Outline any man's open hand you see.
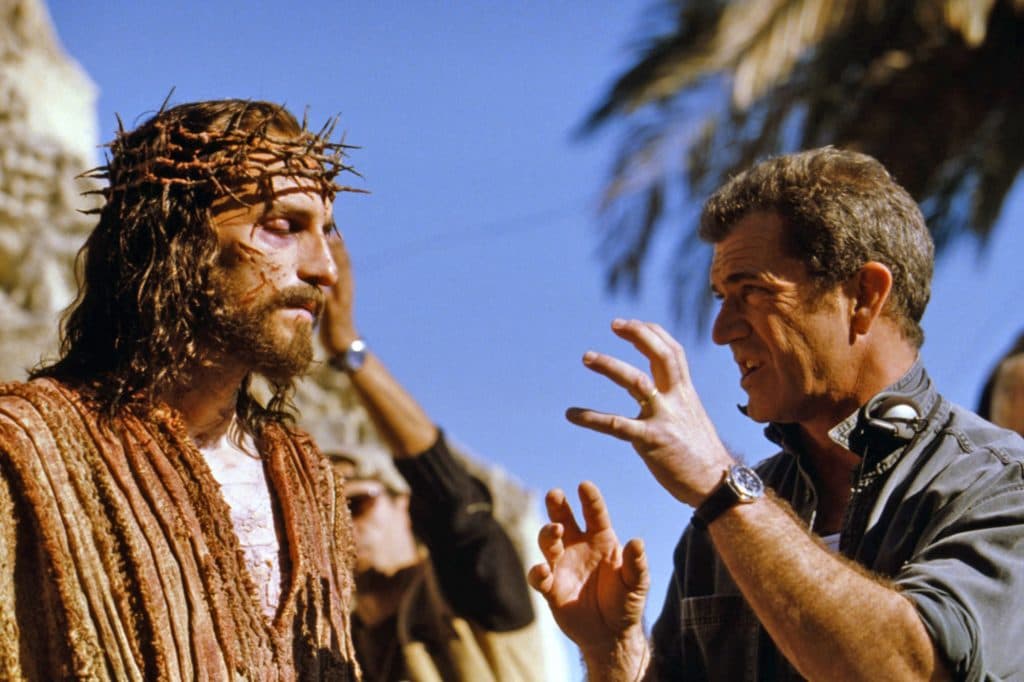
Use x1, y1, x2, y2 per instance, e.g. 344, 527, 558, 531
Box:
566, 319, 734, 507
528, 482, 649, 675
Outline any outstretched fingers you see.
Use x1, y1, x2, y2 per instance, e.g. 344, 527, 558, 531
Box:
536, 521, 565, 560
581, 351, 658, 403
621, 537, 650, 593
531, 511, 568, 599
527, 561, 554, 595
577, 480, 616, 539
545, 487, 583, 538
565, 406, 647, 442
611, 318, 688, 388
529, 522, 564, 597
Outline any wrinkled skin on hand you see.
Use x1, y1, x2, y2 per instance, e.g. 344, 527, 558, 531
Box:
528, 482, 649, 663
566, 319, 734, 507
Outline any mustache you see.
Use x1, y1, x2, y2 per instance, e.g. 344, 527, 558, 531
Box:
270, 285, 325, 318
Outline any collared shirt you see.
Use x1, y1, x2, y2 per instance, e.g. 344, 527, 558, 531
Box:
650, 361, 1024, 681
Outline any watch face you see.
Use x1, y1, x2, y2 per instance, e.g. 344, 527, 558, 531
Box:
330, 339, 368, 373
729, 465, 764, 500
345, 347, 367, 371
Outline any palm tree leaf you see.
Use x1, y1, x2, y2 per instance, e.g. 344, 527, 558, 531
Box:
584, 0, 1024, 331
942, 0, 999, 45
720, 0, 855, 107
580, 2, 729, 131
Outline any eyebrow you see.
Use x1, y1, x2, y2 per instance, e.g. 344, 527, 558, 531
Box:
266, 193, 332, 222
270, 190, 323, 210
710, 270, 764, 294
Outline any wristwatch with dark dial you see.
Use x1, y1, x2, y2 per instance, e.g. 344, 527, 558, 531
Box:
691, 464, 764, 530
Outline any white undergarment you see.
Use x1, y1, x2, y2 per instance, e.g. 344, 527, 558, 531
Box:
203, 431, 281, 619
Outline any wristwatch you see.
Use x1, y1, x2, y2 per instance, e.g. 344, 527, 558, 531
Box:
328, 338, 368, 374
691, 464, 764, 530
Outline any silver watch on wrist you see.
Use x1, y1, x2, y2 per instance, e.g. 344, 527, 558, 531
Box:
328, 338, 368, 374
691, 464, 764, 530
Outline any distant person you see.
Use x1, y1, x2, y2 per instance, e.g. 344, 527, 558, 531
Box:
318, 237, 543, 682
977, 331, 1024, 436
530, 147, 1024, 680
0, 100, 361, 678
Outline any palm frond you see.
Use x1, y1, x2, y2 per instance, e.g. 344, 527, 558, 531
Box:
942, 0, 999, 45
718, 0, 855, 107
584, 0, 1024, 332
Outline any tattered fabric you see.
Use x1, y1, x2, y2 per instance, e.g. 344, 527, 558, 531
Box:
0, 378, 359, 680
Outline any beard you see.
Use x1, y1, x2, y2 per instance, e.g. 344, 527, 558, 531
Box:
203, 275, 324, 383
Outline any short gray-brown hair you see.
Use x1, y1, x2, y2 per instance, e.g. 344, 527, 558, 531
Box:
699, 147, 933, 347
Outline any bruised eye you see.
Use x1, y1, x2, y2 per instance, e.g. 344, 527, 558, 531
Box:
262, 218, 296, 235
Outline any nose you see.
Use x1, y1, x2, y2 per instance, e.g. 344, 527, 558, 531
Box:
711, 296, 748, 346
299, 229, 338, 288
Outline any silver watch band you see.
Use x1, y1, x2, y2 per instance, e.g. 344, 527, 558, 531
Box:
328, 338, 368, 373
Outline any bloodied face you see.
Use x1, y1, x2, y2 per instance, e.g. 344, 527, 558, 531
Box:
205, 172, 337, 382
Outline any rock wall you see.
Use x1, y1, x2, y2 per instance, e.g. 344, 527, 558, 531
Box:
0, 0, 99, 382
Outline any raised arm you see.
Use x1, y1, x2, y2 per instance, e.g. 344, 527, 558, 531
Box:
397, 436, 534, 630
528, 481, 650, 681
319, 234, 437, 458
566, 318, 949, 681
320, 235, 532, 629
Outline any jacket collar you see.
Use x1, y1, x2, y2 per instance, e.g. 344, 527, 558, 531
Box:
764, 358, 939, 463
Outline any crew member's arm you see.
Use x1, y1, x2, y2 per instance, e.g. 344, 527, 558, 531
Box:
321, 235, 533, 629
395, 436, 534, 630
319, 235, 436, 458
564, 319, 950, 681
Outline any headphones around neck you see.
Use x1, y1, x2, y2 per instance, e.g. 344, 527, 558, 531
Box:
861, 392, 923, 442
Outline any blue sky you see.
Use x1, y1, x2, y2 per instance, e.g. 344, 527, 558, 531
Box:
49, 0, 1024, 674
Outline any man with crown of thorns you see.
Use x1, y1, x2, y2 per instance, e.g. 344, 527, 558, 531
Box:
0, 99, 365, 680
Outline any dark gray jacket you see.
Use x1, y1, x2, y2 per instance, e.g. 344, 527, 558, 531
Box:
651, 362, 1024, 681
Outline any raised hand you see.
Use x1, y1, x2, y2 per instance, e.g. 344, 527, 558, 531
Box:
320, 233, 359, 355
528, 482, 649, 677
566, 319, 734, 507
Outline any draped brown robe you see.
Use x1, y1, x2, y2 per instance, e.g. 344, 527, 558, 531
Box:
0, 378, 359, 680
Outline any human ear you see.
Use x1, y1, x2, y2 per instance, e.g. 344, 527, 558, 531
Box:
850, 261, 893, 336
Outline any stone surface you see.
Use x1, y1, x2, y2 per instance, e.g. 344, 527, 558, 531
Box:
0, 0, 99, 382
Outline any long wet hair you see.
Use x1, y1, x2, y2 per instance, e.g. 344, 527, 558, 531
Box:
33, 99, 360, 432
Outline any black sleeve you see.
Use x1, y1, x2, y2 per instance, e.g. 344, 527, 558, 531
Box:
394, 431, 534, 631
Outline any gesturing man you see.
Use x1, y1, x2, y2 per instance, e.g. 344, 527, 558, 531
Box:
531, 147, 1024, 680
0, 100, 362, 679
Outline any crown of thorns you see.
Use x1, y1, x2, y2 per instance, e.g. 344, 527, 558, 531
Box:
83, 103, 365, 212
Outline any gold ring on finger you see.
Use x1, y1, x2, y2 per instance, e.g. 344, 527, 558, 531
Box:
637, 388, 660, 412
